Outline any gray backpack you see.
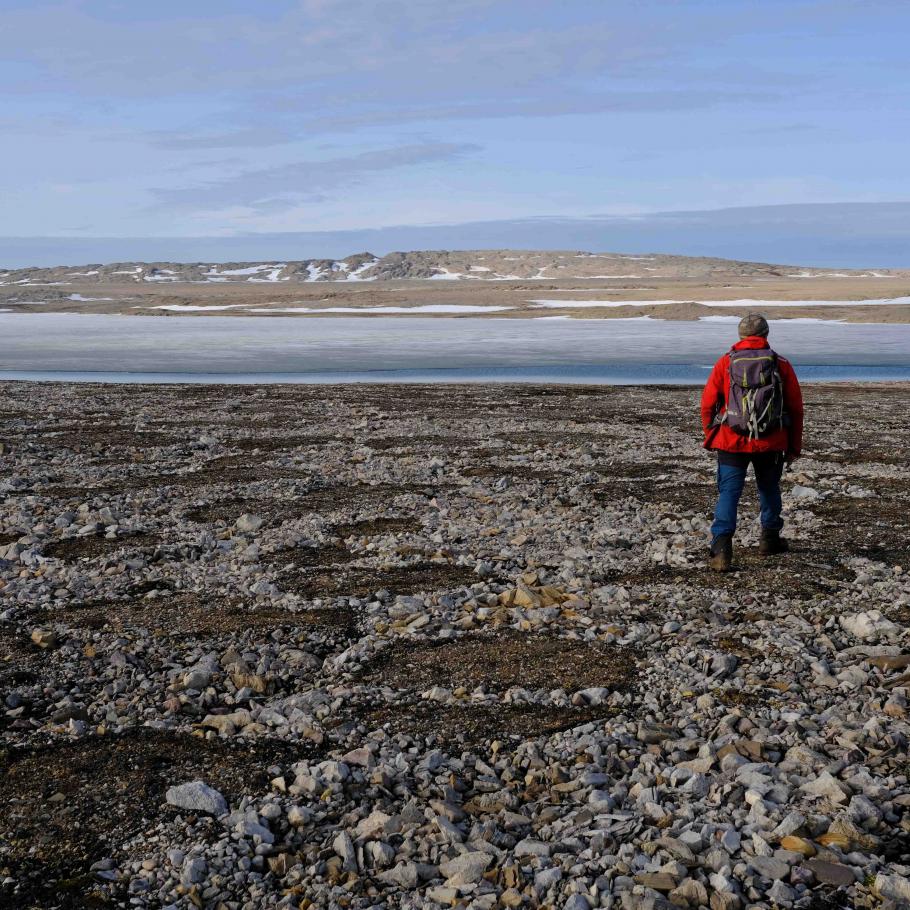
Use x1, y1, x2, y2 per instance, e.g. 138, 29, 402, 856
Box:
724, 347, 785, 438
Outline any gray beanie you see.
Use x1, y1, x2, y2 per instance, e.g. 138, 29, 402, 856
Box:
738, 313, 769, 338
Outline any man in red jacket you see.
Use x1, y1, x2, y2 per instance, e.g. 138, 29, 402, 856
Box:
701, 313, 804, 571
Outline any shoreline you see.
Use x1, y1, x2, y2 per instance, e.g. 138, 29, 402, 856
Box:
4, 368, 910, 386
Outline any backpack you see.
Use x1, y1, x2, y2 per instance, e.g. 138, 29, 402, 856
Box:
723, 347, 786, 438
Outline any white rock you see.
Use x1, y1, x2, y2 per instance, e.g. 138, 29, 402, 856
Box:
801, 771, 849, 804
165, 781, 227, 816
235, 513, 264, 533
355, 809, 393, 840
439, 851, 491, 886
840, 610, 900, 640
876, 873, 910, 903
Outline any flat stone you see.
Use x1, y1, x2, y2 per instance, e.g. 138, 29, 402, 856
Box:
805, 860, 855, 886
439, 850, 491, 886
749, 856, 789, 881
165, 781, 227, 816
634, 872, 678, 892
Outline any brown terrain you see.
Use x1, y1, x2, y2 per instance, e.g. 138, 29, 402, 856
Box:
2, 249, 910, 322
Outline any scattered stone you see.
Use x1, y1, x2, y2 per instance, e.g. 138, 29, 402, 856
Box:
1, 380, 908, 910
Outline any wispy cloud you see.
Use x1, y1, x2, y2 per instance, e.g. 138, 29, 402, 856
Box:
150, 142, 480, 212
148, 128, 299, 150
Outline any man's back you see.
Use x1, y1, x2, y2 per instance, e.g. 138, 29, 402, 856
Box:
701, 335, 804, 457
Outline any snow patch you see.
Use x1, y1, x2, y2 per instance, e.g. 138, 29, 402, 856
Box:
205, 264, 285, 278
345, 258, 379, 281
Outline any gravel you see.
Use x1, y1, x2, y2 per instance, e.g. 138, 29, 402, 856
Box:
1, 380, 909, 909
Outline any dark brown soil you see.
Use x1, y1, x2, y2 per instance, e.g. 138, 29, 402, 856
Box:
184, 495, 318, 525
462, 465, 562, 482
42, 533, 159, 563
277, 560, 481, 600
0, 628, 45, 688
365, 435, 453, 451
231, 434, 339, 452
604, 548, 854, 597
354, 632, 635, 745
332, 516, 419, 538
809, 488, 910, 565
0, 730, 316, 909
185, 485, 442, 525
61, 593, 357, 639
31, 427, 181, 453
166, 463, 314, 489
362, 630, 632, 693
263, 542, 356, 575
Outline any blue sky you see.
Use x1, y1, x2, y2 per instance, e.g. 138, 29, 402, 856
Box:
1, 0, 909, 256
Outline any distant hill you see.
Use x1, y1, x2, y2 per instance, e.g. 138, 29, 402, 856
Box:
0, 249, 896, 286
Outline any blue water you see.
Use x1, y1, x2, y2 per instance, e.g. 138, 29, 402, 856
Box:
3, 364, 910, 385
2, 313, 909, 384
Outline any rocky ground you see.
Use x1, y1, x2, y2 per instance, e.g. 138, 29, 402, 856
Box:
1, 381, 909, 910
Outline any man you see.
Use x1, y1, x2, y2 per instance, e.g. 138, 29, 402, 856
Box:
701, 313, 804, 571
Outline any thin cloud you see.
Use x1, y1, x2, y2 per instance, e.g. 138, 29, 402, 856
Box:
141, 89, 779, 150
150, 142, 480, 212
148, 128, 298, 150
292, 89, 780, 133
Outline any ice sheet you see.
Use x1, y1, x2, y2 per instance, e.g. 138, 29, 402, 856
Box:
3, 313, 908, 375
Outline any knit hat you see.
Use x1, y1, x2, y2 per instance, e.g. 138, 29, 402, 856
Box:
738, 313, 769, 338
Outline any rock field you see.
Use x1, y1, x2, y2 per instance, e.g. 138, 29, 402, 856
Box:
1, 381, 909, 910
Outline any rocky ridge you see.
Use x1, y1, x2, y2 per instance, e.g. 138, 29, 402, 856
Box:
1, 250, 899, 286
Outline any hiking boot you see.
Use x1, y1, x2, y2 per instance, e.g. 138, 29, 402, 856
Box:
759, 528, 789, 556
708, 534, 733, 572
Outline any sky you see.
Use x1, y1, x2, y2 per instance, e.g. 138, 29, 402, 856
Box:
2, 0, 909, 265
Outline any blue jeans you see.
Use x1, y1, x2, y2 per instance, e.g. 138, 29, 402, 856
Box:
711, 452, 785, 542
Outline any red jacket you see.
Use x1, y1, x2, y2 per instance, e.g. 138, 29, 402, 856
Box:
701, 336, 804, 455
